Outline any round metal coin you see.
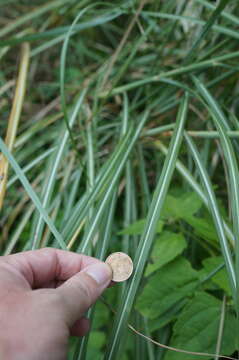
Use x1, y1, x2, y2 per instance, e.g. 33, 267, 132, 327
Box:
105, 252, 133, 282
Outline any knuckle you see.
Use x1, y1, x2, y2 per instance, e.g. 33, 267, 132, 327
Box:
40, 247, 55, 256
74, 278, 94, 307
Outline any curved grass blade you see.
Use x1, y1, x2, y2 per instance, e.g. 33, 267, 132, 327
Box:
4, 203, 35, 255
156, 141, 235, 247
60, 2, 115, 154
30, 9, 123, 57
143, 11, 239, 40
0, 10, 122, 48
32, 90, 87, 249
64, 111, 149, 244
100, 50, 239, 97
193, 77, 239, 294
195, 0, 239, 26
185, 134, 236, 297
75, 191, 118, 360
7, 148, 55, 188
75, 93, 129, 252
0, 42, 30, 210
0, 138, 66, 249
0, 0, 72, 38
62, 124, 133, 237
63, 170, 83, 222
184, 0, 230, 63
104, 93, 189, 360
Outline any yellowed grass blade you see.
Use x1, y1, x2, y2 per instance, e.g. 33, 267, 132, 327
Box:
0, 42, 30, 210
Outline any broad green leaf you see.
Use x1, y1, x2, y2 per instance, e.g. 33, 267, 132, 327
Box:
136, 257, 198, 319
119, 191, 202, 236
201, 256, 231, 295
118, 219, 163, 236
148, 299, 187, 332
184, 215, 218, 243
88, 331, 106, 349
157, 141, 235, 246
164, 292, 236, 360
145, 231, 187, 276
92, 302, 110, 330
86, 331, 106, 360
162, 192, 202, 220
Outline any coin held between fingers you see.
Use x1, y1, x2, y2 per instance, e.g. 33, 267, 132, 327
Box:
105, 252, 133, 282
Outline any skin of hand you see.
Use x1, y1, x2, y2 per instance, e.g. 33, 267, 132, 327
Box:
0, 248, 112, 360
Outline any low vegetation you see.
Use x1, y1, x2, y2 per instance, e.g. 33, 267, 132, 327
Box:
1, 0, 239, 359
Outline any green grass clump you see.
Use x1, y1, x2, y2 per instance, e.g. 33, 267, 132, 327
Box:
1, 0, 239, 359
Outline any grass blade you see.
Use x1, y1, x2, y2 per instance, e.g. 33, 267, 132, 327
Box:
32, 90, 86, 249
104, 93, 189, 360
184, 0, 230, 63
156, 140, 235, 247
0, 138, 66, 250
100, 50, 239, 97
0, 0, 74, 38
64, 111, 149, 245
185, 134, 236, 296
193, 77, 239, 291
0, 42, 30, 210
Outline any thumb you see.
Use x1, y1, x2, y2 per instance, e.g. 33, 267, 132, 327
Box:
56, 262, 112, 325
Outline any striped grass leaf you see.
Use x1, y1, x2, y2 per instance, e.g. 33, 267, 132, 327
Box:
75, 191, 118, 360
195, 0, 239, 26
75, 93, 130, 253
7, 148, 55, 189
0, 137, 67, 249
193, 77, 239, 300
4, 203, 35, 255
100, 50, 239, 98
31, 90, 87, 249
142, 11, 239, 40
0, 9, 124, 53
63, 170, 83, 222
64, 111, 149, 245
156, 141, 235, 247
60, 5, 95, 152
61, 124, 134, 237
0, 0, 75, 38
104, 93, 189, 360
184, 134, 236, 298
184, 0, 230, 63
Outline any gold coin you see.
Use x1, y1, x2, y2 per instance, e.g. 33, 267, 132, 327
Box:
105, 252, 133, 282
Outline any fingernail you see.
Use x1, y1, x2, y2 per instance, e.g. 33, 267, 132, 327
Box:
84, 263, 112, 287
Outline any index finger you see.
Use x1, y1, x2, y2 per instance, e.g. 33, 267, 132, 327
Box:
2, 248, 103, 289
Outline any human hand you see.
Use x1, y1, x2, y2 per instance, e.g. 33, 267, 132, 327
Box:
0, 248, 112, 360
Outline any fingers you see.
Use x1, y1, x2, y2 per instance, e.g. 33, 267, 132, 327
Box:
70, 317, 90, 337
56, 262, 112, 326
2, 248, 103, 289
